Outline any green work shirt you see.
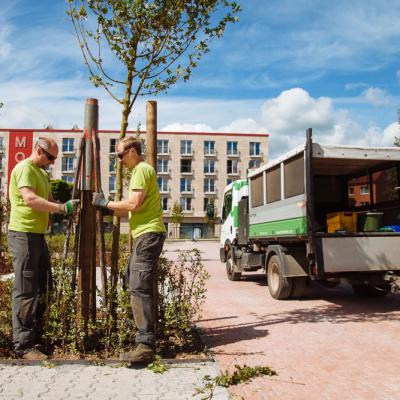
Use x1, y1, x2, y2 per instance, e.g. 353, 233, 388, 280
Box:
8, 159, 50, 234
128, 162, 166, 239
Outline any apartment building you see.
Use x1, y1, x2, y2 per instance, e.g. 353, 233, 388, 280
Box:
0, 128, 269, 238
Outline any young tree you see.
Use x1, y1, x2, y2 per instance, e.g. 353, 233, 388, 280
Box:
67, 0, 241, 289
171, 201, 183, 239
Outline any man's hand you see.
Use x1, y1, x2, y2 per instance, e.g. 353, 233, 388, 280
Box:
92, 192, 109, 208
60, 199, 80, 214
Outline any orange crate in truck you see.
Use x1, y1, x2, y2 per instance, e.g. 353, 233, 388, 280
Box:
327, 212, 357, 233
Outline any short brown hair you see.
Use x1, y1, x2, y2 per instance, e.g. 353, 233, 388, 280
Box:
119, 137, 142, 154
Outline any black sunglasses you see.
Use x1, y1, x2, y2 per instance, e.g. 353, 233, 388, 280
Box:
40, 146, 56, 161
117, 146, 134, 160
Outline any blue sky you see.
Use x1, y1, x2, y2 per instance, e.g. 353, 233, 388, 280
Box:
1, 0, 400, 157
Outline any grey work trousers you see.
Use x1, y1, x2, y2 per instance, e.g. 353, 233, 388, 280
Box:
8, 231, 52, 356
128, 232, 165, 347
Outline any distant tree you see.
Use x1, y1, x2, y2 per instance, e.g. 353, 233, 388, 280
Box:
67, 0, 241, 288
171, 201, 183, 239
50, 179, 73, 203
395, 137, 400, 147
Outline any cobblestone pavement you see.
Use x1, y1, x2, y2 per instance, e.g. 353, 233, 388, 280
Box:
168, 240, 400, 400
0, 362, 229, 400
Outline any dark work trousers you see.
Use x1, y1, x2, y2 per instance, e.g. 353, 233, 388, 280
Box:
128, 232, 165, 347
8, 231, 52, 356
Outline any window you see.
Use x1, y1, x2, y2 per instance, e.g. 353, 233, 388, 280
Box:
266, 165, 281, 203
180, 197, 192, 211
109, 157, 116, 173
157, 177, 168, 192
110, 138, 117, 154
109, 176, 116, 193
62, 156, 74, 172
204, 159, 215, 174
284, 154, 304, 198
227, 179, 233, 185
157, 140, 169, 154
161, 197, 168, 211
61, 175, 74, 184
0, 137, 3, 152
249, 159, 261, 169
250, 142, 260, 156
348, 187, 354, 196
251, 174, 264, 207
204, 140, 215, 155
180, 140, 192, 155
222, 190, 233, 222
227, 141, 238, 155
157, 159, 169, 173
360, 185, 370, 195
204, 178, 215, 193
227, 159, 238, 174
181, 159, 192, 173
180, 177, 192, 192
62, 138, 74, 153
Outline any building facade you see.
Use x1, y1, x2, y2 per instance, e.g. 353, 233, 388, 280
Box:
0, 129, 269, 238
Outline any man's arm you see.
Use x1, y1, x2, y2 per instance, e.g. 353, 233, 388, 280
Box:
93, 189, 147, 217
20, 187, 79, 214
107, 189, 146, 217
21, 186, 63, 213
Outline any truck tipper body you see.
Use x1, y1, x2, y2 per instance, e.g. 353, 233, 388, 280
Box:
219, 130, 400, 299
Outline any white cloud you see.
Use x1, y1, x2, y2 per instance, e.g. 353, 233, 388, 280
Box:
361, 87, 392, 106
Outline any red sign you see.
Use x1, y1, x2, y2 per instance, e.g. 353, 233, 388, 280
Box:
7, 130, 34, 193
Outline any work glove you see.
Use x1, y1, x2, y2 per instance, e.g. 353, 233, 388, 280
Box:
92, 192, 109, 208
60, 199, 80, 214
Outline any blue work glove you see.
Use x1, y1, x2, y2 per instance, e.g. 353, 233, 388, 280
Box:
92, 192, 109, 208
61, 199, 80, 214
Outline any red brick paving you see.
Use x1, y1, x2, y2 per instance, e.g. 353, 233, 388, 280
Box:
165, 240, 400, 400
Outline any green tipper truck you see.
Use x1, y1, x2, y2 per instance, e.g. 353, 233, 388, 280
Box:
219, 129, 400, 299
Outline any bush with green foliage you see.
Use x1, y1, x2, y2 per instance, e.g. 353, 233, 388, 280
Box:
0, 234, 209, 358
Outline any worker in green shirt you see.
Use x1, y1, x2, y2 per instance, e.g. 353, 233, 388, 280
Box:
92, 136, 165, 364
8, 137, 79, 360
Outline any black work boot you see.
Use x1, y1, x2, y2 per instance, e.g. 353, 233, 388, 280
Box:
119, 343, 155, 363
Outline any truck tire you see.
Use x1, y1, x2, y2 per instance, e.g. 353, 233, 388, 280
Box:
267, 255, 293, 299
226, 250, 242, 281
352, 284, 389, 297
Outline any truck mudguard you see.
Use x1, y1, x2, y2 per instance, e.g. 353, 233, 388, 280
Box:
266, 245, 308, 277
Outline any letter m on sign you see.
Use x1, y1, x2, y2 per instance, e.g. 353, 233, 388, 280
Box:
7, 130, 34, 197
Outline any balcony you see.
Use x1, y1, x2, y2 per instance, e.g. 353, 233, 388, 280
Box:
227, 150, 240, 158
157, 168, 171, 176
204, 150, 217, 158
181, 149, 194, 158
157, 149, 171, 157
204, 169, 217, 176
159, 187, 171, 195
250, 152, 263, 158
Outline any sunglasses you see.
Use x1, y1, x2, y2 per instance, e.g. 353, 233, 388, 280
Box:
40, 146, 56, 161
117, 146, 133, 160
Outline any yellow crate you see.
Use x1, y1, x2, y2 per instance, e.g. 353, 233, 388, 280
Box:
327, 212, 357, 233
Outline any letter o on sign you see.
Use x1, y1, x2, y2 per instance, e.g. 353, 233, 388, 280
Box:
15, 152, 26, 162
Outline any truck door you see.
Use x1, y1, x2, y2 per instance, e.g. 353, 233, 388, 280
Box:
220, 189, 234, 248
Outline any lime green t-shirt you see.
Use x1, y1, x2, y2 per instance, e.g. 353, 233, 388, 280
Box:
8, 159, 50, 234
128, 162, 166, 239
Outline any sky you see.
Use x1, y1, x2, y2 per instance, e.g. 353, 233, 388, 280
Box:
1, 0, 400, 158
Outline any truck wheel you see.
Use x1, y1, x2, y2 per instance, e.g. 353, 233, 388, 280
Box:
352, 284, 389, 297
226, 250, 242, 281
267, 255, 293, 299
